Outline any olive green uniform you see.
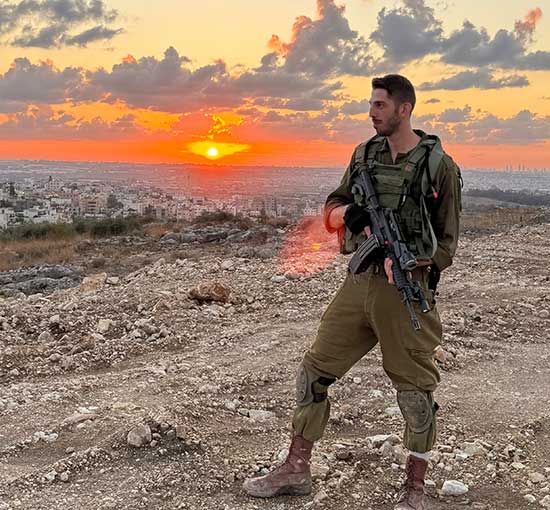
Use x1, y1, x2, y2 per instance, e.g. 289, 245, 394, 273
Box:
292, 132, 461, 453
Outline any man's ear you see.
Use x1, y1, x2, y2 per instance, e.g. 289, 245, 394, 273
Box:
400, 102, 412, 118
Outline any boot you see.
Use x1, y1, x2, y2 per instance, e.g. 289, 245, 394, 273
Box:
394, 455, 428, 510
243, 434, 313, 498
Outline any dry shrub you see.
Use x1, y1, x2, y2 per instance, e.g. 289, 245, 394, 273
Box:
142, 222, 183, 239
0, 238, 77, 272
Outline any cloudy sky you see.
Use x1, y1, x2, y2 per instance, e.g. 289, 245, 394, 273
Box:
0, 0, 549, 168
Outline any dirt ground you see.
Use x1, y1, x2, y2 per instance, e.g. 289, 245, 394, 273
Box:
0, 220, 549, 510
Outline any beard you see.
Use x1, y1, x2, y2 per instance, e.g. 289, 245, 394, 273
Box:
374, 112, 401, 136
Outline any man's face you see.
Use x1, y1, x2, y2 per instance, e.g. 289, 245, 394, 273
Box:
369, 88, 401, 136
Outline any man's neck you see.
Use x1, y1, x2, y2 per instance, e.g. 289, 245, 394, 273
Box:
387, 126, 421, 162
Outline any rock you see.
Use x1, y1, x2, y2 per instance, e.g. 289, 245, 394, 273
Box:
367, 434, 399, 448
48, 353, 62, 363
541, 495, 550, 508
462, 441, 486, 457
313, 489, 329, 505
271, 275, 286, 283
384, 406, 402, 417
539, 310, 549, 319
188, 281, 231, 303
97, 319, 112, 334
106, 276, 120, 285
127, 424, 152, 448
523, 494, 536, 504
62, 413, 99, 427
38, 330, 54, 343
311, 462, 330, 480
44, 470, 57, 483
220, 260, 235, 271
79, 273, 107, 293
70, 335, 96, 355
441, 480, 469, 496
59, 472, 70, 483
248, 410, 276, 422
529, 472, 546, 484
434, 345, 449, 363
49, 315, 61, 326
511, 462, 526, 470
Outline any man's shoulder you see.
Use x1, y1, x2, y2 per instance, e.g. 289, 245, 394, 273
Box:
439, 151, 460, 176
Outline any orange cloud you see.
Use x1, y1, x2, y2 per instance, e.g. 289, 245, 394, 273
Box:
122, 54, 137, 64
515, 7, 543, 43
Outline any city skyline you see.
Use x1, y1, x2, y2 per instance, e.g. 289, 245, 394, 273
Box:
0, 0, 549, 169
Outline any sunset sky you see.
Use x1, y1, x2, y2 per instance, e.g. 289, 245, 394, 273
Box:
0, 0, 549, 169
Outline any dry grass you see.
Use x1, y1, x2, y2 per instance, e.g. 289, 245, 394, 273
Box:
0, 238, 78, 272
142, 222, 185, 239
461, 208, 548, 232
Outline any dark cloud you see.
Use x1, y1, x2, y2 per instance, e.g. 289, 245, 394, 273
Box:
1, 0, 122, 48
371, 1, 550, 71
371, 0, 443, 68
425, 98, 440, 104
340, 99, 370, 115
419, 69, 529, 91
267, 0, 373, 78
65, 25, 123, 46
0, 57, 92, 112
417, 109, 550, 145
437, 106, 471, 123
0, 104, 148, 139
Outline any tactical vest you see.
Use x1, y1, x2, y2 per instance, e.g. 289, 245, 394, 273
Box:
343, 134, 445, 259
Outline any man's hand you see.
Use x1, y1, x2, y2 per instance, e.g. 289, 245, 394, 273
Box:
384, 258, 433, 285
384, 258, 395, 285
343, 204, 371, 235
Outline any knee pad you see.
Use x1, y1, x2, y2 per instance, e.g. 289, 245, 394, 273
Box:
296, 364, 335, 407
397, 390, 435, 433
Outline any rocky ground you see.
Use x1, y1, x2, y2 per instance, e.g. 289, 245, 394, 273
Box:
0, 217, 549, 510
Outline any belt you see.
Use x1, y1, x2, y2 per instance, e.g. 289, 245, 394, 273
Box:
371, 261, 430, 281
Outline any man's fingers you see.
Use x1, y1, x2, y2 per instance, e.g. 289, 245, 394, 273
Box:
384, 258, 394, 285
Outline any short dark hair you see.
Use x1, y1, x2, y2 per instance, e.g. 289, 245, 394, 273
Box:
372, 74, 416, 112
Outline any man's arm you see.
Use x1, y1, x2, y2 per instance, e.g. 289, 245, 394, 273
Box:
430, 155, 462, 272
323, 152, 356, 233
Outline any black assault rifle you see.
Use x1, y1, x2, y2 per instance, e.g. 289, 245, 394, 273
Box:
348, 169, 430, 331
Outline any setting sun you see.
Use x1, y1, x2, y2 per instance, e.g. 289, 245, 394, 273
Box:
207, 147, 219, 158
186, 141, 251, 161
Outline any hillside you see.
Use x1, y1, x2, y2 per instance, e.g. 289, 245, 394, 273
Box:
1, 218, 550, 510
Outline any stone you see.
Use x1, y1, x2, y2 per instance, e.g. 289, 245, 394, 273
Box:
523, 494, 536, 504
188, 281, 231, 303
79, 273, 107, 293
59, 472, 70, 483
384, 406, 402, 417
97, 319, 112, 334
539, 310, 549, 319
48, 353, 62, 363
44, 470, 57, 483
441, 480, 469, 496
313, 489, 329, 505
529, 472, 546, 484
62, 413, 99, 427
38, 331, 54, 343
541, 496, 550, 509
462, 441, 486, 457
367, 434, 399, 448
127, 424, 152, 448
248, 410, 276, 421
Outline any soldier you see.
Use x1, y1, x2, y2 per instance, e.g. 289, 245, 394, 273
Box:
243, 74, 462, 510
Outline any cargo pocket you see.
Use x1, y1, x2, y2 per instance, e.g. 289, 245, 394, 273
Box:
408, 348, 440, 389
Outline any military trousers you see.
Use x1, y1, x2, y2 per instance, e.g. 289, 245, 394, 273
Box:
292, 264, 442, 452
